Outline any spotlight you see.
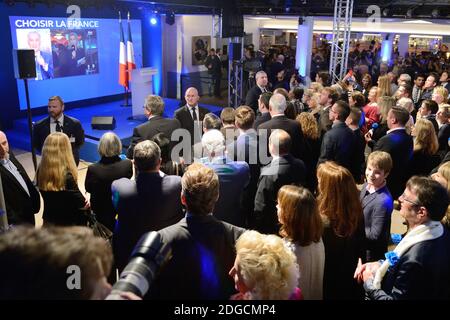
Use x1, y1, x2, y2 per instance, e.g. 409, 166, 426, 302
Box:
150, 17, 157, 25
382, 8, 390, 17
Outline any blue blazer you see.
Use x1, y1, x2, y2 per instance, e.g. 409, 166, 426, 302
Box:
112, 172, 183, 271
360, 183, 394, 261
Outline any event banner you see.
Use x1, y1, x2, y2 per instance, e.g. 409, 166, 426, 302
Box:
9, 16, 142, 109
10, 16, 102, 80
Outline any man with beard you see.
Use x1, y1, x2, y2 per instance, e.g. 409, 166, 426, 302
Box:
33, 96, 84, 166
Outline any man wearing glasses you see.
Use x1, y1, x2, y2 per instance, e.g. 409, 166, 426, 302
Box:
354, 176, 450, 300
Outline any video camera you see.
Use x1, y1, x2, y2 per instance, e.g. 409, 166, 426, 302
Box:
106, 231, 171, 299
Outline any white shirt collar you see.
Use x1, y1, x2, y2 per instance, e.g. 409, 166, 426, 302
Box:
51, 114, 64, 124
386, 127, 405, 134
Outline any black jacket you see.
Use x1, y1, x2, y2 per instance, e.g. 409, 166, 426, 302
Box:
126, 115, 181, 159
365, 228, 450, 300
254, 154, 306, 234
374, 128, 413, 199
174, 105, 209, 148
245, 85, 264, 114
258, 115, 305, 161
40, 172, 87, 227
0, 153, 40, 225
85, 156, 133, 230
318, 122, 358, 175
148, 215, 245, 300
33, 115, 85, 165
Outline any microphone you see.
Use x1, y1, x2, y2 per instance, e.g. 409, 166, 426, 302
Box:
368, 122, 379, 136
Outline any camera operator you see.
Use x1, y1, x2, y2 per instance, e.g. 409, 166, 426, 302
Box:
243, 45, 262, 96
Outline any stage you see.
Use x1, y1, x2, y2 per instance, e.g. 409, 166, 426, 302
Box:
7, 98, 223, 163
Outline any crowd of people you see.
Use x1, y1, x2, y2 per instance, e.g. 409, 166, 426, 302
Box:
1, 41, 450, 300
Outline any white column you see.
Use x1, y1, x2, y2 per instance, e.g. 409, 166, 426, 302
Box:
296, 17, 314, 81
398, 34, 410, 58
381, 33, 395, 63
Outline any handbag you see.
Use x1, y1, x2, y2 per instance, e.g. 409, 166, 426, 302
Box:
85, 210, 113, 244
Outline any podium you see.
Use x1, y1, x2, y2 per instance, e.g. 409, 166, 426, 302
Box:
131, 67, 158, 119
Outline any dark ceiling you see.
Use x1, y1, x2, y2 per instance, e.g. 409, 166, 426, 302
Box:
2, 0, 450, 19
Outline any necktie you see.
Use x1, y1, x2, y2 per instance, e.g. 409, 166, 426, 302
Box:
55, 120, 62, 132
191, 107, 198, 121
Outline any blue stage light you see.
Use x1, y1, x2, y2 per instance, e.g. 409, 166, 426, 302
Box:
150, 17, 157, 25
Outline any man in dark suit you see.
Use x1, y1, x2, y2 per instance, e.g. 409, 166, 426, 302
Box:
254, 129, 306, 234
318, 87, 339, 137
148, 163, 245, 300
205, 48, 222, 98
374, 106, 413, 199
437, 105, 450, 159
346, 107, 366, 184
33, 96, 84, 166
258, 93, 305, 162
356, 177, 450, 300
253, 91, 272, 129
245, 71, 269, 114
418, 99, 439, 134
127, 95, 180, 159
229, 106, 260, 227
63, 32, 86, 76
0, 131, 40, 226
112, 140, 183, 272
174, 87, 209, 163
318, 100, 357, 175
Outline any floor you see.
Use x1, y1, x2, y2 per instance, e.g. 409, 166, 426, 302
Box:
12, 149, 407, 246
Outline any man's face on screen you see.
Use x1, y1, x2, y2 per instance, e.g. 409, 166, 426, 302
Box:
27, 32, 41, 52
48, 100, 64, 119
69, 35, 78, 49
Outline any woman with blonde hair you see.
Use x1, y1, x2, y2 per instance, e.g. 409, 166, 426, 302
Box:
432, 86, 449, 106
316, 161, 365, 300
408, 118, 441, 177
377, 75, 392, 97
277, 185, 324, 299
296, 112, 320, 190
229, 230, 301, 300
308, 92, 322, 122
310, 82, 324, 93
37, 132, 88, 226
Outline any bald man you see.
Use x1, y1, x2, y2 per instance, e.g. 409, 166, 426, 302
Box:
174, 87, 209, 162
0, 131, 40, 225
253, 129, 306, 234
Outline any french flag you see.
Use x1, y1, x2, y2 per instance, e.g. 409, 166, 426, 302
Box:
118, 16, 128, 89
127, 13, 136, 81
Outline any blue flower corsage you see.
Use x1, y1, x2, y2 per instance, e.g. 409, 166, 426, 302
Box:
385, 251, 399, 267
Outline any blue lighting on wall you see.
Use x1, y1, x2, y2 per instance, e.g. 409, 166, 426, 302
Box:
142, 11, 162, 95
381, 38, 393, 63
